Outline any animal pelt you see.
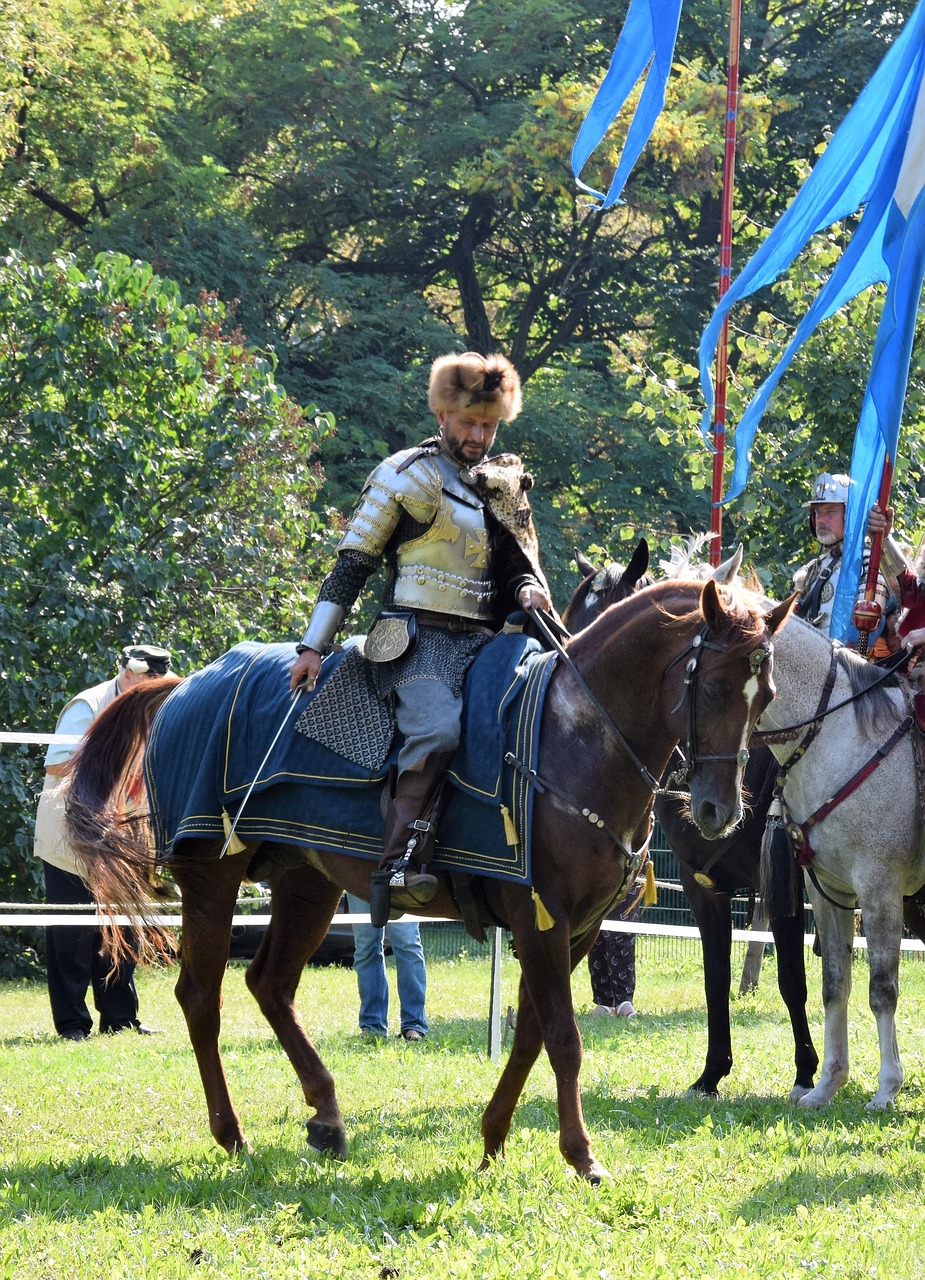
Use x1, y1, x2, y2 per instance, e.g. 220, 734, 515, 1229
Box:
471, 453, 558, 618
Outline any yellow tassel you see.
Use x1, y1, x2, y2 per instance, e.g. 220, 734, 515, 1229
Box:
500, 804, 519, 847
531, 888, 555, 931
222, 808, 248, 857
643, 860, 658, 906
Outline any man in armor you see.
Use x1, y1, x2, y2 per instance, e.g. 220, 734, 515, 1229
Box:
290, 352, 552, 918
793, 471, 893, 641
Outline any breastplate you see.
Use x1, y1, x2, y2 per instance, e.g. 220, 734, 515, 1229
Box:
391, 454, 495, 620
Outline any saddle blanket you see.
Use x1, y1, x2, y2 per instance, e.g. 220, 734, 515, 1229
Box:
145, 636, 558, 885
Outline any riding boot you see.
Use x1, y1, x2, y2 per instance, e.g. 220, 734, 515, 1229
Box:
376, 750, 455, 914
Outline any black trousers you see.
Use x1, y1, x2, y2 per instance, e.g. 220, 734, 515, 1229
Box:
42, 861, 140, 1035
588, 891, 642, 1008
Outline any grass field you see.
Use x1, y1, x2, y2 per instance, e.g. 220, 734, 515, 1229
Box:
2, 937, 925, 1279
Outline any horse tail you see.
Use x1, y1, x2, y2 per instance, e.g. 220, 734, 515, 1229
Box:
758, 809, 801, 920
65, 676, 183, 965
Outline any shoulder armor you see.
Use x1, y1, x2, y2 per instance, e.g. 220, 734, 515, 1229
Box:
377, 448, 444, 523
338, 446, 443, 556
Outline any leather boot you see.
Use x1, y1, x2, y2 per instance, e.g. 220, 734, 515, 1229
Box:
379, 750, 454, 910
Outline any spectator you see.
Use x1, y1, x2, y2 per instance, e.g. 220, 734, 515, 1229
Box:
588, 864, 654, 1018
345, 893, 428, 1040
33, 643, 173, 1040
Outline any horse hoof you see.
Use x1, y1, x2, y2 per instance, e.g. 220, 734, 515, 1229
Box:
584, 1162, 612, 1187
307, 1119, 348, 1160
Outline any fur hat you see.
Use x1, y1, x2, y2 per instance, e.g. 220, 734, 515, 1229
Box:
427, 352, 522, 423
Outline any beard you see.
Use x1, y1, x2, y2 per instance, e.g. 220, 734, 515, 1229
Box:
440, 427, 493, 465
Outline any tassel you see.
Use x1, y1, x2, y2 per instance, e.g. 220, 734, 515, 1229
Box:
759, 801, 797, 919
221, 808, 248, 857
531, 888, 555, 930
500, 804, 519, 847
643, 860, 658, 906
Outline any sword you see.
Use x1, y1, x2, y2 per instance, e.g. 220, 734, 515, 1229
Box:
219, 678, 308, 858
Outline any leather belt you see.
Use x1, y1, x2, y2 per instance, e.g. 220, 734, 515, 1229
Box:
413, 609, 494, 636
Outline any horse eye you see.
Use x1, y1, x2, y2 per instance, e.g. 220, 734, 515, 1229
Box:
701, 681, 731, 705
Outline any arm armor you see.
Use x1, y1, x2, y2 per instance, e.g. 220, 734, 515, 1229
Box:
337, 452, 443, 558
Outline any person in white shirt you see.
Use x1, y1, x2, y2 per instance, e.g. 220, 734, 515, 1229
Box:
34, 643, 172, 1039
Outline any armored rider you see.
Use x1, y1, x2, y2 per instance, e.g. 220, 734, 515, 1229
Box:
290, 352, 552, 918
793, 471, 894, 642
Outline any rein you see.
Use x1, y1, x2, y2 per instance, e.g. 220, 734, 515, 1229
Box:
526, 606, 662, 793
764, 642, 914, 906
753, 644, 907, 744
524, 603, 763, 800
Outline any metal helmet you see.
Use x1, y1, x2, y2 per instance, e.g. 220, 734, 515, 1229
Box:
805, 472, 851, 537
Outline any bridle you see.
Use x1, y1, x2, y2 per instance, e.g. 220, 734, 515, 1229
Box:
524, 606, 772, 799
754, 640, 913, 910
660, 628, 771, 793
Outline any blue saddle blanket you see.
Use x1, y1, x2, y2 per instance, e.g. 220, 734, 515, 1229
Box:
145, 637, 557, 885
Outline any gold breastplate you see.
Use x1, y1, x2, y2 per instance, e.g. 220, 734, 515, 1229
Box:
391, 452, 495, 620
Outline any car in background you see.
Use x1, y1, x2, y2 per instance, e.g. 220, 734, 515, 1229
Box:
228, 890, 357, 966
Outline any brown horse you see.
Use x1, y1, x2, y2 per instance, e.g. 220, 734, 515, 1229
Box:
566, 544, 818, 1098
65, 579, 792, 1183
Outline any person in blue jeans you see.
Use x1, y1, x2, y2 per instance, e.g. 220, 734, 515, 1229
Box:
345, 893, 429, 1040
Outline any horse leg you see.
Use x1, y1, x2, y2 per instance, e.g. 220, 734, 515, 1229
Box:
479, 972, 545, 1170
797, 894, 853, 1107
682, 872, 734, 1095
244, 859, 348, 1158
484, 914, 608, 1184
858, 891, 904, 1110
172, 844, 250, 1152
771, 911, 818, 1100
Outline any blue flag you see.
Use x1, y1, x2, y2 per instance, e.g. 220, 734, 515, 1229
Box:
571, 0, 684, 207
697, 1, 925, 641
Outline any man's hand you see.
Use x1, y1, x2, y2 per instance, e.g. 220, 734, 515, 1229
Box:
868, 503, 894, 537
290, 647, 322, 692
518, 584, 552, 614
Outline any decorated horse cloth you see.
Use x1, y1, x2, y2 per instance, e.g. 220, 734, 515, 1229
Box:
145, 637, 558, 885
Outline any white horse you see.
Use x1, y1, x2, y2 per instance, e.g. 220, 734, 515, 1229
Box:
757, 611, 925, 1109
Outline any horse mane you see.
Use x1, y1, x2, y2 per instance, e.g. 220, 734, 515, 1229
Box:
65, 675, 183, 964
568, 578, 770, 665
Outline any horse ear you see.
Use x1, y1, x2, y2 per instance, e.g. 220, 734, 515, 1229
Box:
699, 577, 728, 631
711, 543, 743, 584
575, 549, 596, 577
763, 591, 799, 636
625, 538, 650, 586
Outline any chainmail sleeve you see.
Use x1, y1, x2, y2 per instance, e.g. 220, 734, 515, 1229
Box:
317, 550, 379, 609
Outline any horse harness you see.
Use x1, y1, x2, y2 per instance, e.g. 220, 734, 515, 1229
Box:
504, 609, 771, 895
755, 644, 914, 910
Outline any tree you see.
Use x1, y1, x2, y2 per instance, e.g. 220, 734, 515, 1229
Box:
0, 249, 332, 968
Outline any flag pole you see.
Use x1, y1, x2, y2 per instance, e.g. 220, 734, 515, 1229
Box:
710, 0, 743, 566
853, 455, 894, 656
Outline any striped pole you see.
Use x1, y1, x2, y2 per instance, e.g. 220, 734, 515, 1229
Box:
710, 0, 743, 565
853, 455, 894, 656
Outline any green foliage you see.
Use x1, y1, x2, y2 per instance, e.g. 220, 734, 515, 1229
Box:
0, 249, 332, 918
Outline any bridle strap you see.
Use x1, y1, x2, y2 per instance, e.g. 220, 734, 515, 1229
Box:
526, 606, 662, 792
753, 643, 907, 743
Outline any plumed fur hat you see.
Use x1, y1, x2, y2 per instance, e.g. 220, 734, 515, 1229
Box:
427, 352, 522, 423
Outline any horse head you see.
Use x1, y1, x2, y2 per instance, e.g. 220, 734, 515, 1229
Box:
562, 538, 651, 632
672, 581, 795, 839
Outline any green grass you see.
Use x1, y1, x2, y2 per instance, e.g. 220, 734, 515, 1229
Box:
2, 941, 925, 1278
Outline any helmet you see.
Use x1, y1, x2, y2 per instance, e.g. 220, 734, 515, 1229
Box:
804, 472, 851, 538
804, 472, 851, 507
